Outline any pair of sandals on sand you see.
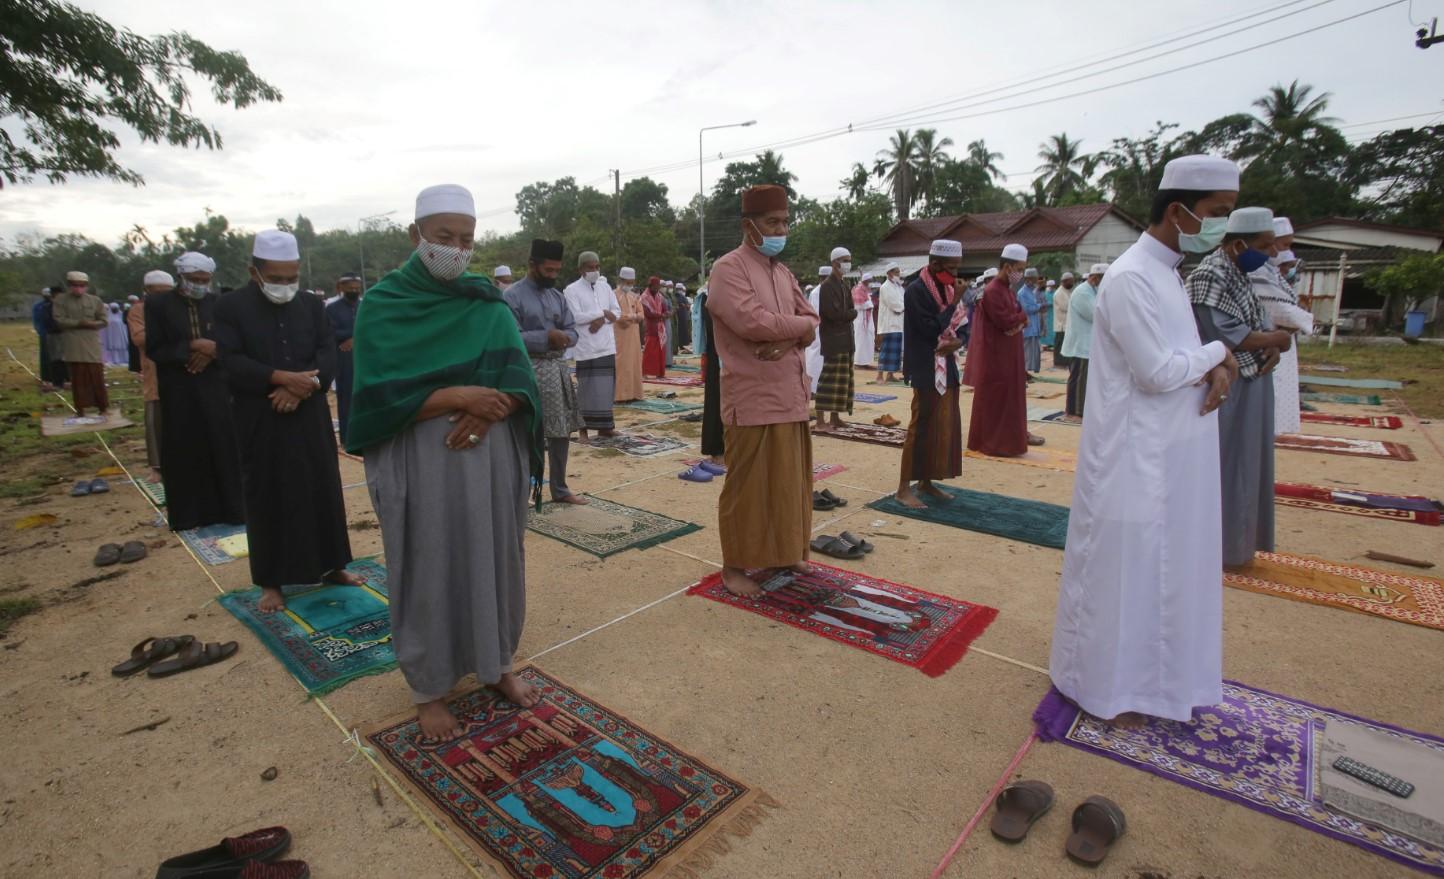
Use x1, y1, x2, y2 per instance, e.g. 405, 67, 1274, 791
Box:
94, 540, 148, 566
112, 635, 238, 679
991, 780, 1126, 867
809, 531, 874, 560
812, 488, 847, 511
156, 826, 308, 878
71, 477, 111, 496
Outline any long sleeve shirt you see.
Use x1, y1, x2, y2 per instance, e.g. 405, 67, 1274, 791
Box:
877, 280, 906, 334
562, 276, 620, 361
1052, 286, 1071, 333
127, 300, 158, 401
901, 274, 960, 388
1018, 285, 1042, 338
1061, 282, 1098, 359
817, 275, 858, 356
51, 291, 106, 362
212, 282, 337, 398
504, 276, 578, 359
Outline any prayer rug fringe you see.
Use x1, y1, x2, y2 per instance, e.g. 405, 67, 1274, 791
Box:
917, 604, 1000, 678
663, 793, 782, 879
1300, 413, 1404, 429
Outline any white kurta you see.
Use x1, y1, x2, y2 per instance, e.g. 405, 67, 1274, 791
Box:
1250, 266, 1313, 436
853, 293, 876, 367
877, 280, 906, 335
563, 277, 621, 362
1050, 232, 1229, 722
805, 286, 824, 392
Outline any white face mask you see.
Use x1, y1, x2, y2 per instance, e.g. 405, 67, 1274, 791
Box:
584, 271, 600, 285
417, 236, 473, 281
180, 279, 210, 299
839, 261, 852, 274
260, 281, 299, 304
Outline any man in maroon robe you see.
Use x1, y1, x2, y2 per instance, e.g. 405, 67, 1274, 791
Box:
966, 243, 1043, 457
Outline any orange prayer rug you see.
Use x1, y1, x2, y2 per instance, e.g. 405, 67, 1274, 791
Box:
965, 447, 1077, 472
1225, 551, 1444, 632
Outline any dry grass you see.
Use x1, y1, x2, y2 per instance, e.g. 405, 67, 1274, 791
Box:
1297, 342, 1444, 418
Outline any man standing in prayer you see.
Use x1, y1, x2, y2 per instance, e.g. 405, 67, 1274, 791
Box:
815, 246, 858, 432
1252, 218, 1312, 436
348, 183, 544, 740
852, 272, 876, 369
51, 272, 110, 417
1041, 279, 1057, 349
708, 184, 819, 597
1061, 265, 1105, 423
641, 276, 670, 378
966, 244, 1039, 456
895, 240, 966, 509
103, 302, 130, 366
507, 239, 585, 505
612, 267, 645, 403
662, 280, 677, 367
695, 282, 726, 469
676, 283, 693, 350
125, 295, 143, 373
563, 250, 621, 440
804, 270, 828, 395
213, 230, 358, 613
32, 288, 60, 391
129, 270, 173, 478
325, 272, 363, 444
146, 252, 246, 531
1018, 268, 1043, 376
1187, 207, 1290, 569
494, 265, 515, 291
1048, 155, 1240, 725
1052, 272, 1074, 369
875, 263, 906, 384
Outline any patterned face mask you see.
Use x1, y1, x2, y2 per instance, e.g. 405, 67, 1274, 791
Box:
417, 236, 473, 281
179, 279, 210, 299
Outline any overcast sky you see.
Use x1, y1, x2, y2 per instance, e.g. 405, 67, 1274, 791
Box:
2, 0, 1441, 247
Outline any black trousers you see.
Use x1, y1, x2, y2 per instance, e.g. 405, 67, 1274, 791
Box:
1053, 331, 1071, 368
1066, 357, 1089, 417
701, 352, 724, 457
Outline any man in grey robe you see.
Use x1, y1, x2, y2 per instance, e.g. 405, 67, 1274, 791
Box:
1186, 206, 1292, 568
506, 238, 586, 505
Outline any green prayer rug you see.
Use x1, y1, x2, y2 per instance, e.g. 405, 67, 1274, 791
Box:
867, 485, 1069, 549
526, 495, 701, 557
619, 398, 703, 415
1300, 390, 1385, 406
132, 476, 166, 507
1298, 375, 1403, 390
217, 558, 393, 695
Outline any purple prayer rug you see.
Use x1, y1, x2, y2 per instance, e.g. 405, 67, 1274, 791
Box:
1034, 683, 1444, 875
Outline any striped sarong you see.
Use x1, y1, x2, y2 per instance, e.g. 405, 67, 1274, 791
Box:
815, 353, 854, 414
878, 333, 903, 372
900, 385, 962, 482
719, 422, 812, 568
575, 355, 616, 431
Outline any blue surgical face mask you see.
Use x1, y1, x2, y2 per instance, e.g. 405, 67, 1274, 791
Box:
1285, 267, 1298, 281
1176, 205, 1228, 253
746, 219, 786, 257
1235, 247, 1270, 273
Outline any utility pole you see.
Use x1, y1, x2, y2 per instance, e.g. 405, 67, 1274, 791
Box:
613, 169, 622, 266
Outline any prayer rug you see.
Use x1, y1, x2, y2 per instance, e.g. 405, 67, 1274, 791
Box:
1026, 407, 1075, 425
1033, 682, 1444, 875
816, 421, 906, 447
853, 392, 898, 404
1275, 483, 1441, 526
363, 667, 775, 878
1301, 390, 1385, 406
132, 476, 166, 508
338, 447, 365, 463
40, 408, 133, 436
526, 496, 701, 557
667, 362, 700, 373
688, 563, 998, 677
1225, 551, 1444, 632
1030, 375, 1067, 385
1299, 375, 1404, 390
1276, 434, 1416, 462
866, 485, 1069, 549
812, 463, 846, 481
643, 375, 703, 388
573, 432, 689, 457
217, 558, 393, 695
178, 523, 247, 566
965, 447, 1078, 472
618, 398, 702, 415
1299, 413, 1404, 429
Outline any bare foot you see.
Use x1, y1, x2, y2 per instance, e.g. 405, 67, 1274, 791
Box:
828, 416, 845, 428
1108, 712, 1149, 729
578, 430, 589, 442
491, 672, 541, 708
707, 455, 725, 466
417, 699, 464, 743
149, 468, 163, 483
895, 486, 926, 509
721, 567, 762, 597
813, 422, 833, 434
598, 429, 618, 438
556, 494, 589, 505
918, 482, 950, 502
257, 587, 287, 613
789, 560, 810, 575
323, 568, 366, 586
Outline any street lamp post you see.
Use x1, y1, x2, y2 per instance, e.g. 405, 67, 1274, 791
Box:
357, 210, 397, 288
698, 120, 756, 282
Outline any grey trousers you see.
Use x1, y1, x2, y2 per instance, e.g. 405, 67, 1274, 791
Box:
548, 437, 572, 500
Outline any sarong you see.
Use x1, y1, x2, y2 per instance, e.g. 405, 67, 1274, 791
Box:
144, 400, 163, 470
878, 332, 903, 372
68, 362, 108, 413
815, 353, 854, 414
719, 422, 812, 568
575, 355, 616, 431
532, 356, 581, 439
900, 386, 962, 481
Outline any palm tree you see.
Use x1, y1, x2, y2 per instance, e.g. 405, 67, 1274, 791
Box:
753, 149, 798, 196
912, 128, 954, 211
875, 129, 920, 220
967, 139, 1006, 181
1249, 80, 1338, 154
1035, 132, 1090, 205
840, 162, 871, 201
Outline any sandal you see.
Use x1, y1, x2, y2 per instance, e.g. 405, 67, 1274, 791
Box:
819, 489, 848, 507
989, 780, 1054, 842
119, 540, 148, 564
94, 543, 123, 567
698, 460, 727, 476
812, 491, 839, 511
678, 466, 713, 483
111, 635, 195, 677
873, 414, 901, 428
809, 536, 865, 560
1027, 433, 1046, 446
1065, 796, 1126, 867
838, 531, 874, 554
155, 826, 292, 879
70, 480, 92, 497
147, 641, 239, 678
88, 477, 110, 494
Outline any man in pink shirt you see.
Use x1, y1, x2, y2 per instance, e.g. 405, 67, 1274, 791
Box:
706, 185, 821, 597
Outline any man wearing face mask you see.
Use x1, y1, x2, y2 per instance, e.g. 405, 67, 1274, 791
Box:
1251, 217, 1312, 436
146, 251, 246, 532
494, 265, 514, 291
1052, 272, 1074, 369
814, 246, 858, 433
1017, 267, 1043, 376
212, 230, 357, 613
612, 267, 645, 402
563, 250, 621, 440
325, 272, 364, 444
966, 243, 1037, 457
1187, 206, 1290, 570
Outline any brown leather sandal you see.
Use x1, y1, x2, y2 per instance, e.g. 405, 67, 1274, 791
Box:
147, 640, 239, 678
1065, 795, 1126, 866
111, 635, 195, 677
989, 779, 1054, 842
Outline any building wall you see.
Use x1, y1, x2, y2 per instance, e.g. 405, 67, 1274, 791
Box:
1298, 224, 1443, 253
1073, 215, 1140, 270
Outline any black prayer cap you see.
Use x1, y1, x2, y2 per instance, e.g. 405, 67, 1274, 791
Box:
530, 238, 564, 262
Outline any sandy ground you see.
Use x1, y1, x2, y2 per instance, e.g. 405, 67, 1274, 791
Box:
2, 334, 1442, 879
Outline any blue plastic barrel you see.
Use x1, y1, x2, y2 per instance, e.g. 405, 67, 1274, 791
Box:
1404, 310, 1426, 338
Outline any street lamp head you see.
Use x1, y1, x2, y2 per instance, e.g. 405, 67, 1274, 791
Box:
742, 120, 757, 127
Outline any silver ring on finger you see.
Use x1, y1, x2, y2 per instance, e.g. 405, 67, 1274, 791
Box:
468, 433, 481, 445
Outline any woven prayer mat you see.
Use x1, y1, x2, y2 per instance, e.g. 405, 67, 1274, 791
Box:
1030, 375, 1067, 385
1026, 407, 1076, 425
178, 523, 247, 566
217, 558, 393, 695
688, 562, 997, 677
813, 463, 847, 481
1275, 483, 1441, 526
853, 392, 898, 404
618, 398, 702, 415
572, 432, 690, 457
131, 476, 166, 508
1301, 390, 1385, 406
965, 447, 1078, 472
40, 408, 133, 436
667, 362, 700, 373
816, 421, 906, 447
1276, 434, 1416, 462
363, 667, 775, 878
1225, 551, 1444, 632
1299, 413, 1404, 429
526, 496, 701, 557
1299, 375, 1405, 390
1033, 682, 1444, 875
643, 375, 703, 388
867, 485, 1069, 549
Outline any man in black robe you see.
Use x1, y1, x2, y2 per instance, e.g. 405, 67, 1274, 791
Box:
145, 251, 246, 531
325, 272, 363, 443
213, 230, 357, 612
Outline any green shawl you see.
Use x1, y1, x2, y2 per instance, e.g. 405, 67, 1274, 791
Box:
345, 253, 542, 477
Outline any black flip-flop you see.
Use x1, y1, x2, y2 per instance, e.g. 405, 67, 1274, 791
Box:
70, 480, 91, 497
94, 543, 122, 567
119, 540, 147, 563
155, 826, 293, 879
88, 477, 110, 494
838, 531, 875, 554
111, 635, 195, 677
1065, 796, 1126, 866
812, 492, 839, 512
819, 489, 848, 507
147, 641, 239, 678
809, 536, 865, 560
990, 780, 1055, 842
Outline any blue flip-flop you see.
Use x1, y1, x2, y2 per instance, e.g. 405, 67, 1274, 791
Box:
698, 461, 727, 476
70, 481, 91, 497
678, 466, 713, 483
89, 478, 110, 494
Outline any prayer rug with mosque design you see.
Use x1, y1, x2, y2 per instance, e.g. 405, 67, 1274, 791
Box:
1225, 551, 1444, 632
218, 558, 393, 694
812, 463, 847, 481
40, 407, 133, 436
816, 421, 907, 447
688, 563, 998, 677
178, 522, 247, 566
364, 667, 776, 879
526, 496, 701, 558
867, 485, 1070, 549
1274, 483, 1441, 526
1301, 390, 1385, 406
1276, 434, 1416, 462
572, 432, 690, 457
618, 398, 702, 415
1299, 413, 1404, 429
1033, 682, 1444, 876
643, 375, 703, 388
853, 392, 898, 404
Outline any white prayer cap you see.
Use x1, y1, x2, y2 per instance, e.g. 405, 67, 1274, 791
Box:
127, 294, 141, 301
885, 262, 900, 273
65, 270, 89, 283
861, 272, 873, 281
618, 266, 636, 281
1275, 249, 1298, 264
1060, 271, 1075, 281
1001, 243, 1028, 261
143, 270, 175, 287
1046, 280, 1056, 288
1023, 267, 1040, 278
1159, 154, 1239, 191
494, 265, 513, 278
929, 239, 963, 258
1089, 263, 1109, 276
174, 251, 216, 274
818, 266, 832, 277
1273, 217, 1294, 237
1225, 206, 1274, 234
415, 183, 475, 220
577, 250, 600, 267
805, 284, 815, 291
253, 229, 300, 261
982, 267, 999, 279
830, 246, 852, 262
663, 280, 674, 287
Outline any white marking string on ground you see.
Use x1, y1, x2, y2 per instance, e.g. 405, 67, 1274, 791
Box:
525, 584, 694, 663
591, 466, 681, 495
972, 647, 1050, 677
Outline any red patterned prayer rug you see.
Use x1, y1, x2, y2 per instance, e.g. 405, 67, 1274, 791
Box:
363, 667, 776, 878
1275, 434, 1416, 462
688, 563, 998, 676
643, 375, 703, 388
1299, 413, 1404, 429
1275, 483, 1441, 526
1225, 551, 1444, 632
812, 463, 846, 481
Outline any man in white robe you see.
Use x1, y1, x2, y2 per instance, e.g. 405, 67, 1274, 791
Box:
804, 269, 829, 394
852, 272, 876, 368
1251, 218, 1313, 435
1049, 155, 1240, 724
